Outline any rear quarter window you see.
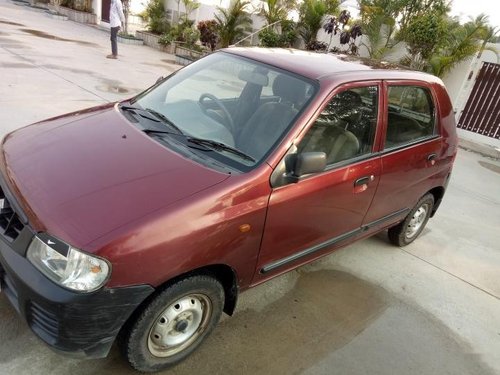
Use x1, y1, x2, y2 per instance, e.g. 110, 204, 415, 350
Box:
385, 85, 437, 149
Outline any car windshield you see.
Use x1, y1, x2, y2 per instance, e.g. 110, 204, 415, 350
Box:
132, 52, 316, 169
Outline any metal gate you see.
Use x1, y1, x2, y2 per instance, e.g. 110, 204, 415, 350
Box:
457, 62, 500, 139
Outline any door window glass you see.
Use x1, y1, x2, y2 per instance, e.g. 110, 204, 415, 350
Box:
386, 86, 436, 149
298, 86, 378, 165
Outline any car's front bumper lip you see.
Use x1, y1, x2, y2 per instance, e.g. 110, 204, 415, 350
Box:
0, 235, 154, 359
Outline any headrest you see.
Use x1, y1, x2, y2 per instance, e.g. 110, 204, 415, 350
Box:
238, 70, 269, 86
272, 74, 306, 105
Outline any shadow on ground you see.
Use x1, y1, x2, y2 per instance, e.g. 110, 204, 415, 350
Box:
0, 266, 494, 375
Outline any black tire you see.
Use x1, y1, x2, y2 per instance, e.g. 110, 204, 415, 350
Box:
388, 193, 434, 247
119, 275, 224, 373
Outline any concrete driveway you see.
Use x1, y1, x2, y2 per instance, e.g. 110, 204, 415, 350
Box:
1, 1, 500, 374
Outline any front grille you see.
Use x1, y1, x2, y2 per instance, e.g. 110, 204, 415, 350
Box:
28, 301, 60, 344
0, 186, 24, 242
0, 263, 20, 311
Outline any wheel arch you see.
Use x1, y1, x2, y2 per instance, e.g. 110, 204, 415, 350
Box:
117, 263, 239, 350
153, 264, 239, 316
428, 185, 445, 217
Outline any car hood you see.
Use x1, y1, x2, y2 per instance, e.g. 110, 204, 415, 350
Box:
2, 104, 230, 249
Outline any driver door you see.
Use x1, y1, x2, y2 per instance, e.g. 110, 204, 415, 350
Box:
253, 82, 383, 281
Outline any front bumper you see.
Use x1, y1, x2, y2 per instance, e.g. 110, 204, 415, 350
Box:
0, 228, 154, 359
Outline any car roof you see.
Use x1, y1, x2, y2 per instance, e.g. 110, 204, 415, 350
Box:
223, 47, 441, 84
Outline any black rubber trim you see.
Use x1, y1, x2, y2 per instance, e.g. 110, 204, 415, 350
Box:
260, 208, 410, 274
361, 208, 410, 231
380, 135, 440, 155
260, 228, 361, 274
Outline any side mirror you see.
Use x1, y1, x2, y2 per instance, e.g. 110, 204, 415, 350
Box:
294, 152, 327, 177
270, 150, 326, 188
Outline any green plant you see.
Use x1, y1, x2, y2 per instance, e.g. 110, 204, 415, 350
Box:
298, 0, 338, 45
322, 10, 362, 54
305, 40, 328, 51
144, 0, 170, 35
259, 20, 297, 47
160, 20, 200, 49
399, 10, 446, 69
214, 0, 252, 48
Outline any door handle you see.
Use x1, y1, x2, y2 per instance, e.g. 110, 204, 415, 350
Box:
427, 153, 437, 166
354, 175, 374, 187
427, 153, 437, 161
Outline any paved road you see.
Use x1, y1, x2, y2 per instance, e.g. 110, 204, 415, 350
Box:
1, 1, 500, 374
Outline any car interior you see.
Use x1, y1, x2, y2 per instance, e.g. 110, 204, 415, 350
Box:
297, 89, 377, 165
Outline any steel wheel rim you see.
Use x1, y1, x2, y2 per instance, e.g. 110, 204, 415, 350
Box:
148, 294, 212, 358
405, 203, 429, 239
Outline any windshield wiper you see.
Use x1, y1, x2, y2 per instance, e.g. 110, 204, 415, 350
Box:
120, 105, 160, 123
120, 105, 183, 135
144, 108, 183, 135
187, 137, 255, 162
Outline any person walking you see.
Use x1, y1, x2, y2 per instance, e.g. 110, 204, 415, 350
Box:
107, 0, 126, 59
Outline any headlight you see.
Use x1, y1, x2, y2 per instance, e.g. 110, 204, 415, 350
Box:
27, 235, 110, 292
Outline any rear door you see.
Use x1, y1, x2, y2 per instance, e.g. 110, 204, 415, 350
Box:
362, 80, 443, 230
253, 82, 383, 281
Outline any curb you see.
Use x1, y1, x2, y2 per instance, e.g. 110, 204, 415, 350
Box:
458, 138, 500, 160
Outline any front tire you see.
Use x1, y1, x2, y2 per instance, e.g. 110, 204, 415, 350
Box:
388, 193, 434, 247
119, 275, 224, 372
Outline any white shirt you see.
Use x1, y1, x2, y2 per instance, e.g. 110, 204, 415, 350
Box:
110, 0, 125, 28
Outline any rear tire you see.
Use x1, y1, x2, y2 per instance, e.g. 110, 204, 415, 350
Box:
118, 275, 224, 372
388, 193, 434, 247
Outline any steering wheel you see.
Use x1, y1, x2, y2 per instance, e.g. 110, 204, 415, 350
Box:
199, 93, 235, 133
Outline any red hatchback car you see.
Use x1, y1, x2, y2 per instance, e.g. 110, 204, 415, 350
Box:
0, 48, 457, 371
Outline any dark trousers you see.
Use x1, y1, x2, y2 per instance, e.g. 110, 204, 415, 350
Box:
110, 26, 120, 55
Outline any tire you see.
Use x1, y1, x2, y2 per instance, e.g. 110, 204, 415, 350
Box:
388, 193, 434, 247
119, 275, 224, 373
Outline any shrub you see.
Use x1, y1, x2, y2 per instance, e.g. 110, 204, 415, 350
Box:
259, 20, 297, 48
197, 20, 219, 51
305, 40, 327, 51
144, 0, 170, 35
159, 20, 201, 50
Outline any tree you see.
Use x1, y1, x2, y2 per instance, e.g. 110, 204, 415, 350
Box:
298, 0, 339, 45
476, 23, 499, 59
428, 15, 498, 77
143, 0, 170, 35
214, 0, 253, 47
357, 0, 448, 58
401, 9, 446, 66
260, 0, 296, 25
258, 0, 297, 48
122, 0, 130, 34
181, 0, 200, 23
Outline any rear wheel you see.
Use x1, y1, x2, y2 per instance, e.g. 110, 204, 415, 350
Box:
388, 193, 434, 246
119, 275, 224, 372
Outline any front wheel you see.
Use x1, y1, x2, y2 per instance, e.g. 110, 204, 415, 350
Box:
388, 193, 434, 247
119, 275, 224, 372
